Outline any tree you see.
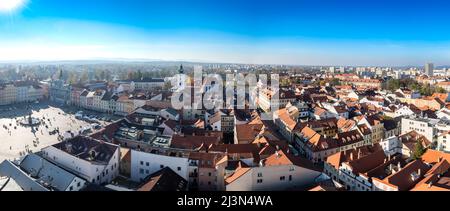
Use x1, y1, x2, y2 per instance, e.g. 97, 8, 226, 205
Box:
80, 71, 89, 83
386, 79, 401, 92
436, 87, 447, 94
118, 71, 128, 80
127, 71, 135, 80
420, 84, 428, 96
136, 70, 143, 80
329, 78, 342, 86
104, 70, 113, 81
412, 141, 426, 160
68, 72, 78, 85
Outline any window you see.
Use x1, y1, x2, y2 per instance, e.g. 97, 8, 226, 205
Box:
289, 167, 295, 171
257, 179, 263, 184
280, 176, 286, 181
69, 186, 73, 191
289, 175, 292, 181
208, 172, 212, 177
140, 161, 144, 166
146, 170, 149, 174
257, 173, 263, 177
178, 167, 182, 171
146, 162, 149, 166
77, 182, 81, 187
139, 169, 144, 174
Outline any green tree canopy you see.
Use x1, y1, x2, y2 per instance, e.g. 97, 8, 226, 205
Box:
412, 141, 426, 160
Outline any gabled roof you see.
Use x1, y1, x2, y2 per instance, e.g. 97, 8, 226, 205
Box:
421, 149, 450, 165
357, 124, 371, 135
326, 144, 383, 170
209, 144, 260, 161
366, 114, 383, 126
51, 136, 118, 165
432, 93, 449, 102
235, 124, 264, 142
382, 160, 431, 191
298, 126, 337, 152
411, 160, 450, 191
262, 150, 319, 171
337, 118, 356, 132
399, 131, 431, 151
276, 108, 298, 130
0, 160, 47, 191
347, 150, 387, 174
225, 161, 251, 185
19, 154, 86, 191
171, 135, 220, 150
137, 167, 187, 191
336, 130, 363, 146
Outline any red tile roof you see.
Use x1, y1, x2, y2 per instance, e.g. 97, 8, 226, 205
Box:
170, 135, 221, 150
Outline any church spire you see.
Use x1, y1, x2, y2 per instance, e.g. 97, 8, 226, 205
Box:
179, 64, 184, 74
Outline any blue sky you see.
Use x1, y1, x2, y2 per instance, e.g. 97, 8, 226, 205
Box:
1, 0, 450, 66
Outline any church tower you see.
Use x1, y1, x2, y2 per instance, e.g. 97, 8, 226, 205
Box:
175, 64, 186, 91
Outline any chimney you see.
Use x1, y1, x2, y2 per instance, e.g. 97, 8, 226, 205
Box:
65, 143, 73, 154
275, 151, 280, 158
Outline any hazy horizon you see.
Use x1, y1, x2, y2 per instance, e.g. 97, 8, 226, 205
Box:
1, 0, 450, 66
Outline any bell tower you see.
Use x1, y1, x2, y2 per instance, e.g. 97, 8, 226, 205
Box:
175, 64, 186, 91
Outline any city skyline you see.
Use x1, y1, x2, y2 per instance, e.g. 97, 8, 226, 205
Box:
1, 0, 450, 66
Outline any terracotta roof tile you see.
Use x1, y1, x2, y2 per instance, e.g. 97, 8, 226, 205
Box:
421, 150, 450, 165
225, 162, 251, 185
382, 160, 431, 191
